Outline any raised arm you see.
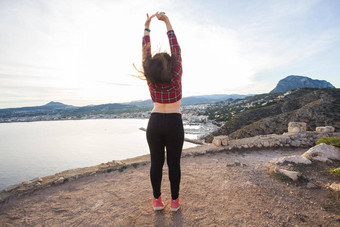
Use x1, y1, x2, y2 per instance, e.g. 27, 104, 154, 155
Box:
143, 13, 155, 61
144, 13, 155, 36
156, 12, 173, 32
156, 12, 181, 60
167, 30, 181, 60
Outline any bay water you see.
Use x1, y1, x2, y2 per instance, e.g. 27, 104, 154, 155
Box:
0, 119, 197, 190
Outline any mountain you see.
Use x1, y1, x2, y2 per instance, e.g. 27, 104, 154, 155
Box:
270, 75, 335, 93
204, 88, 340, 142
43, 101, 70, 108
0, 94, 250, 119
0, 101, 77, 118
0, 101, 136, 118
69, 103, 137, 114
181, 94, 249, 105
126, 94, 250, 107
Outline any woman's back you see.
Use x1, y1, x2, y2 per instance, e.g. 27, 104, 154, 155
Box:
152, 100, 181, 113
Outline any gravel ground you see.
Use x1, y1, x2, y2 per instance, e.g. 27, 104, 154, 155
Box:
0, 147, 339, 226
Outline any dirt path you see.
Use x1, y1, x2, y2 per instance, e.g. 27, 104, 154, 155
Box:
0, 148, 339, 226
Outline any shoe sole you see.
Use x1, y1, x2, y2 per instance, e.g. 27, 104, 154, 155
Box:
170, 206, 180, 212
154, 206, 164, 211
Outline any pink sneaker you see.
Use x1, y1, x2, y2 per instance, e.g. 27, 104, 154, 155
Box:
170, 197, 180, 211
153, 196, 165, 211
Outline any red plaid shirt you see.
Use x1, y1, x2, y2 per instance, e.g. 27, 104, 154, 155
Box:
142, 30, 182, 103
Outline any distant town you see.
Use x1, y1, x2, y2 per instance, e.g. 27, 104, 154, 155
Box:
0, 103, 212, 124
0, 91, 291, 125
0, 103, 220, 140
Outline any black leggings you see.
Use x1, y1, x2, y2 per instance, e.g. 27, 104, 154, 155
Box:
146, 113, 184, 200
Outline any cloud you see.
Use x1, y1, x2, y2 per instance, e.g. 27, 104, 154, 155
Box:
190, 0, 340, 93
0, 0, 339, 107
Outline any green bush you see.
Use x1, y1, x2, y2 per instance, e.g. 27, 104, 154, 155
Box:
316, 136, 340, 148
330, 167, 340, 177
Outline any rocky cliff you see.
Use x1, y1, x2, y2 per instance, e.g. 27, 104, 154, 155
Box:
270, 75, 335, 93
205, 88, 340, 142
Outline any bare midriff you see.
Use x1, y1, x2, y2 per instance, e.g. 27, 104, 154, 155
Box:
152, 100, 181, 113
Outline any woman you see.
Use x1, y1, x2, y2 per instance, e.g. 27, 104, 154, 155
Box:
142, 12, 184, 212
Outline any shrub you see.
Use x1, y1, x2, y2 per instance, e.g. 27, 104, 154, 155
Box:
330, 167, 340, 177
316, 136, 340, 148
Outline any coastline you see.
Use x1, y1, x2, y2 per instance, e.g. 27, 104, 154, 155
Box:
1, 128, 337, 204
0, 144, 214, 204
0, 118, 212, 191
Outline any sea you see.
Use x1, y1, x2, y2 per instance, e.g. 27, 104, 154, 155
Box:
0, 119, 199, 190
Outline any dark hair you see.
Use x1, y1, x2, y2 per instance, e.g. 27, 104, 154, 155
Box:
143, 52, 176, 85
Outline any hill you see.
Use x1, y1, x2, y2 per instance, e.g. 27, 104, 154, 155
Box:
0, 94, 247, 122
0, 101, 136, 119
204, 88, 340, 142
0, 94, 250, 120
270, 75, 335, 93
126, 94, 250, 107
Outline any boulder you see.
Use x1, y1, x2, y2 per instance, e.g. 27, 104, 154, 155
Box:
329, 183, 340, 192
212, 136, 228, 146
313, 156, 331, 162
22, 177, 43, 187
288, 122, 306, 133
54, 177, 65, 185
274, 140, 281, 146
262, 141, 270, 147
302, 143, 340, 162
272, 167, 301, 181
315, 126, 335, 133
4, 184, 21, 192
290, 140, 301, 147
272, 155, 312, 165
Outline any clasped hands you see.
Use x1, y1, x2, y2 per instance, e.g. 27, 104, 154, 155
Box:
145, 12, 169, 29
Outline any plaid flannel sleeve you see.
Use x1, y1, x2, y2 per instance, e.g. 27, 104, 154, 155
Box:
167, 30, 181, 63
142, 35, 151, 61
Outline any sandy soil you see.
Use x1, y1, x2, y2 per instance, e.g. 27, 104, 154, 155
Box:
0, 148, 340, 226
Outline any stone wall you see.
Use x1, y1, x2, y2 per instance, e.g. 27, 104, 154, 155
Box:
212, 123, 335, 150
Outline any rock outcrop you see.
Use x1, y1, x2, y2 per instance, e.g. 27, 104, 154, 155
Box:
329, 183, 340, 192
272, 155, 312, 165
270, 143, 340, 165
270, 75, 335, 93
288, 122, 306, 133
270, 167, 301, 181
316, 126, 335, 133
301, 143, 340, 162
212, 136, 228, 146
269, 142, 340, 192
206, 88, 340, 142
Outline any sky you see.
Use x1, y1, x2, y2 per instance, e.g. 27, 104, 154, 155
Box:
0, 0, 339, 108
